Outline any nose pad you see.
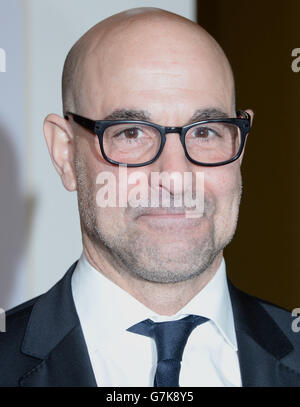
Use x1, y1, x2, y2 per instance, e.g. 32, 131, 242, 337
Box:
162, 127, 188, 162
152, 130, 193, 200
159, 132, 187, 165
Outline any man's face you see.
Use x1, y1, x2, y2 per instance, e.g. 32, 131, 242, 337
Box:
73, 19, 243, 283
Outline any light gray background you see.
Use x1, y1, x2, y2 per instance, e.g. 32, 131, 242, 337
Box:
0, 0, 196, 309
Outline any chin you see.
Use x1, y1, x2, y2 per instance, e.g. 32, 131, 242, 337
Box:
132, 259, 208, 284
131, 242, 216, 280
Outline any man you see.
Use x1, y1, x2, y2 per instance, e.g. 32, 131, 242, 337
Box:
0, 7, 299, 387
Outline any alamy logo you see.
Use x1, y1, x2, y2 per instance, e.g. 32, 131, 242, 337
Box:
291, 308, 300, 333
291, 48, 300, 73
0, 48, 6, 72
0, 308, 5, 332
95, 167, 205, 218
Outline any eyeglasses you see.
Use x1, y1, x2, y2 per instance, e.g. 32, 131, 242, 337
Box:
64, 110, 251, 167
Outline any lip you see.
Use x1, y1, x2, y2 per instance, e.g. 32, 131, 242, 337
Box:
141, 212, 187, 218
138, 209, 190, 216
137, 210, 203, 230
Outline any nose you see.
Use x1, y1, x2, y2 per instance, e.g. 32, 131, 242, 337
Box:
152, 130, 193, 197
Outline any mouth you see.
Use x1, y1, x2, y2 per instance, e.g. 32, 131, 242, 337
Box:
136, 208, 204, 230
140, 208, 187, 217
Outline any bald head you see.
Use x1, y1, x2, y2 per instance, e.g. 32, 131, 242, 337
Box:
62, 7, 235, 116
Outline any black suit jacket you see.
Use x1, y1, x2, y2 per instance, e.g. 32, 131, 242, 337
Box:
0, 261, 300, 387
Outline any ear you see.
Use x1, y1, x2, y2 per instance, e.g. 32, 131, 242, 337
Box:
238, 108, 254, 165
245, 108, 254, 127
43, 114, 77, 191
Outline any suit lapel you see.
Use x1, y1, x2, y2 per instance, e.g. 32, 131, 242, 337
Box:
228, 280, 300, 386
19, 261, 97, 387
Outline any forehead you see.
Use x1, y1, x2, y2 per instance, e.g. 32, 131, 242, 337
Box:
80, 22, 234, 120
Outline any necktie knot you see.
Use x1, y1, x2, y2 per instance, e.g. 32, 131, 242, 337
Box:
127, 314, 208, 386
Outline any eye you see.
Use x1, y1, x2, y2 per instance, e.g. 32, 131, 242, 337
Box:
115, 127, 143, 139
192, 126, 218, 139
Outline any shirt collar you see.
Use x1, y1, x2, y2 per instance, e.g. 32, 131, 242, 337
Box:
71, 252, 237, 352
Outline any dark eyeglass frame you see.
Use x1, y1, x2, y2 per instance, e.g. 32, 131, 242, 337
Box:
64, 110, 251, 167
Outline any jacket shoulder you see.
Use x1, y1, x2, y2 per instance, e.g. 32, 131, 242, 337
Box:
257, 295, 298, 345
4, 294, 42, 334
0, 295, 42, 386
230, 282, 300, 359
234, 284, 293, 323
0, 261, 79, 386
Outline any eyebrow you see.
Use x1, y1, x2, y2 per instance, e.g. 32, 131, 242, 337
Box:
103, 108, 231, 124
189, 108, 230, 122
103, 110, 151, 121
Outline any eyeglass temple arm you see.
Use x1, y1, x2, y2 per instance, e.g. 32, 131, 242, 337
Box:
236, 109, 251, 121
64, 112, 96, 133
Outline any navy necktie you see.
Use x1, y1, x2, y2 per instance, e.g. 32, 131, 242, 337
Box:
127, 314, 208, 387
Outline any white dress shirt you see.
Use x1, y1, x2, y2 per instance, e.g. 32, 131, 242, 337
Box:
71, 252, 242, 387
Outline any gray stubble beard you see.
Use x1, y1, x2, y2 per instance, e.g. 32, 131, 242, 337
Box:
75, 156, 242, 284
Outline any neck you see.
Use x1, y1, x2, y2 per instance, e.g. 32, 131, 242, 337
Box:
82, 233, 223, 316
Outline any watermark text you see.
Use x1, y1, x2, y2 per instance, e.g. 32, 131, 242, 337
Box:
0, 48, 6, 73
291, 48, 300, 73
95, 167, 205, 218
291, 308, 300, 333
0, 308, 5, 332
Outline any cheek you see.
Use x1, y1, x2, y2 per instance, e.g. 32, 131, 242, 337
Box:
94, 166, 131, 233
204, 166, 242, 215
